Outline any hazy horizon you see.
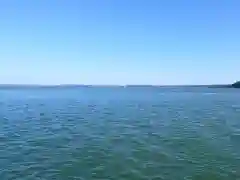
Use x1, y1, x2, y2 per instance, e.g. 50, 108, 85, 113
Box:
0, 83, 233, 87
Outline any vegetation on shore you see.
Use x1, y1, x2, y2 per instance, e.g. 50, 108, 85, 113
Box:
232, 81, 240, 88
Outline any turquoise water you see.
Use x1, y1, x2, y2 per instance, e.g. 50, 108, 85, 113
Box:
0, 87, 240, 179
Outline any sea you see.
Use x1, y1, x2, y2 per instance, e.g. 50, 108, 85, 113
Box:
0, 86, 240, 180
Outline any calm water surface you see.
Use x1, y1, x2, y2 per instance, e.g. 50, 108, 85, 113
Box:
0, 87, 240, 180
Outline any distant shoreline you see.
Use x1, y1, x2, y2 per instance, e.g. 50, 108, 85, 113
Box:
0, 84, 235, 88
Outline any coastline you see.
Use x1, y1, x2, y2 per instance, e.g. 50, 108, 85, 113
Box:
0, 84, 236, 89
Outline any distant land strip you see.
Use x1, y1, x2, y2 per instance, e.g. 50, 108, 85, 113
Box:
0, 83, 238, 88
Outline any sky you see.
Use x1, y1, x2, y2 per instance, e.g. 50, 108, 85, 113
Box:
0, 0, 239, 85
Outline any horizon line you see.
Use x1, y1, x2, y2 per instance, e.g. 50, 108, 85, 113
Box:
0, 83, 232, 87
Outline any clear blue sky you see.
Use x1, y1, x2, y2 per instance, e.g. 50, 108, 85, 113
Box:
0, 0, 239, 85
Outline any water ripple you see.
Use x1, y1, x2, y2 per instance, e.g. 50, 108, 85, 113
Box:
0, 87, 240, 179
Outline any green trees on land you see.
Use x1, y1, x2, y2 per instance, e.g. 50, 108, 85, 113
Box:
232, 81, 240, 88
